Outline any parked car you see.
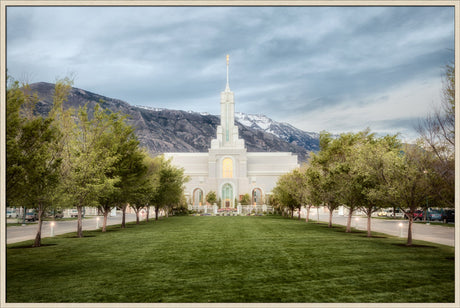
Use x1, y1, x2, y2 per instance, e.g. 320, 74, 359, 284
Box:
25, 210, 38, 222
54, 211, 64, 219
427, 209, 442, 221
6, 209, 18, 218
69, 208, 85, 218
386, 208, 404, 218
413, 210, 424, 221
441, 209, 454, 223
377, 210, 387, 217
48, 210, 64, 219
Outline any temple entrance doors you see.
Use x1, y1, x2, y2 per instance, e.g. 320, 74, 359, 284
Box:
222, 183, 233, 208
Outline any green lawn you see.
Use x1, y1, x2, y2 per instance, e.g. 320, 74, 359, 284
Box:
6, 216, 455, 303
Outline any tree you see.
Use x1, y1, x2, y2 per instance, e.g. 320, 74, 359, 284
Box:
206, 191, 217, 205
289, 167, 310, 220
416, 62, 454, 208
353, 134, 402, 237
60, 104, 120, 238
392, 144, 435, 246
273, 172, 298, 219
240, 193, 251, 205
95, 110, 147, 231
308, 132, 344, 227
332, 131, 375, 232
304, 164, 324, 223
147, 156, 188, 220
6, 79, 63, 247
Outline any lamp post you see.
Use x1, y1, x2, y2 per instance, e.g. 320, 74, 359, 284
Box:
50, 221, 55, 237
96, 216, 100, 229
398, 222, 403, 237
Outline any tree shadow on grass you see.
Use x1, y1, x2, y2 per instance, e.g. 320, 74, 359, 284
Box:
392, 243, 438, 249
67, 234, 97, 238
358, 234, 388, 239
8, 244, 57, 249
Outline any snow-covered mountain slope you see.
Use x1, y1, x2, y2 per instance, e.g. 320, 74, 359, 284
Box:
235, 112, 319, 152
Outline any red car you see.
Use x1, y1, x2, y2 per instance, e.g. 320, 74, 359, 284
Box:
413, 210, 424, 220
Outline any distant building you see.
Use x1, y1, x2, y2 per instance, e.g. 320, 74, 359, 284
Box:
164, 56, 298, 207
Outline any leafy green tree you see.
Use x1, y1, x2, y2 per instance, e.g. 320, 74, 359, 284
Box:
240, 193, 251, 205
304, 163, 324, 222
308, 132, 344, 227
330, 131, 377, 232
352, 134, 402, 237
392, 144, 435, 246
273, 172, 298, 219
95, 109, 147, 231
60, 104, 120, 237
6, 79, 63, 247
206, 191, 217, 205
146, 156, 188, 220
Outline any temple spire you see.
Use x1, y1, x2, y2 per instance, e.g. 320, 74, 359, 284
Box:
225, 54, 230, 91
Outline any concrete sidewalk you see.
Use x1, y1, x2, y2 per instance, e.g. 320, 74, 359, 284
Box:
6, 213, 142, 244
310, 212, 455, 247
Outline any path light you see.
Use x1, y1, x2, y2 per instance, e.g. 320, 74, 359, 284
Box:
96, 216, 100, 229
399, 222, 403, 237
50, 221, 55, 237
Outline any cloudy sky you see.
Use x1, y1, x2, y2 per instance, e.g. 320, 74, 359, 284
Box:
6, 5, 455, 141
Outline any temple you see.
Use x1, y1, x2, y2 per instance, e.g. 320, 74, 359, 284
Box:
164, 56, 298, 208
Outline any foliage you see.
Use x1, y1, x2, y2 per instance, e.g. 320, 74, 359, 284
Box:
273, 172, 298, 218
206, 191, 217, 205
6, 79, 64, 247
240, 193, 251, 205
144, 156, 188, 220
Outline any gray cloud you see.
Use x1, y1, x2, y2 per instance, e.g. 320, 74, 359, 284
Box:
6, 6, 454, 139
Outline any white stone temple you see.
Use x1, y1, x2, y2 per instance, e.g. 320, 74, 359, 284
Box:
164, 56, 298, 208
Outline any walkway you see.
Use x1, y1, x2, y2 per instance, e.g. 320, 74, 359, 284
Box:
311, 212, 455, 247
6, 213, 141, 244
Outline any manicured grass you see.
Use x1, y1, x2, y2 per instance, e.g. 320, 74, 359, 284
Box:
6, 216, 455, 303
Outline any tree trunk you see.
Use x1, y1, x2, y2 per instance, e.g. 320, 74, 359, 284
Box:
407, 216, 413, 246
290, 208, 294, 219
306, 206, 311, 222
328, 209, 333, 228
155, 207, 159, 221
135, 209, 140, 224
121, 205, 126, 229
298, 207, 301, 220
367, 213, 372, 237
33, 207, 44, 247
102, 209, 109, 232
77, 205, 83, 238
346, 208, 353, 233
146, 205, 150, 222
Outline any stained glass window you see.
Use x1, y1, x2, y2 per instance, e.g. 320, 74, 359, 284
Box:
222, 158, 233, 178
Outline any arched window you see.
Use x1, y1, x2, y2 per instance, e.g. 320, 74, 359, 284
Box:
193, 188, 203, 205
222, 158, 233, 178
252, 188, 263, 205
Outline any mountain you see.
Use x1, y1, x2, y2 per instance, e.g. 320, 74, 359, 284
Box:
234, 112, 319, 153
28, 82, 319, 162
